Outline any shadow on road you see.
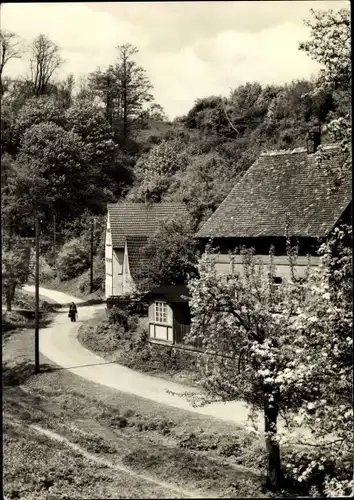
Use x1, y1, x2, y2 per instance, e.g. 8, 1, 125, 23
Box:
34, 360, 117, 372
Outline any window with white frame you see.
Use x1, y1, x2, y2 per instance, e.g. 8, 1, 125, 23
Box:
155, 301, 167, 324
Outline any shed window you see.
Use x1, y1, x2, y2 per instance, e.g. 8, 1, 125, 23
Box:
155, 301, 167, 324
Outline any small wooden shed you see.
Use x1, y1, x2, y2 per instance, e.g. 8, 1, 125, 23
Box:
144, 285, 191, 345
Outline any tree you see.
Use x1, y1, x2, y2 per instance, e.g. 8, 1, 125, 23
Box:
300, 8, 351, 92
127, 138, 193, 203
54, 74, 75, 109
113, 43, 154, 146
29, 34, 63, 96
88, 43, 156, 148
2, 245, 30, 312
56, 236, 91, 281
64, 98, 134, 197
0, 30, 22, 97
11, 122, 96, 230
300, 8, 351, 187
135, 215, 199, 292
12, 95, 65, 150
187, 246, 303, 491
167, 151, 241, 228
275, 225, 353, 496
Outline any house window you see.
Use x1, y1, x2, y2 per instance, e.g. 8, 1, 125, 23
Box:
270, 276, 282, 292
155, 301, 167, 324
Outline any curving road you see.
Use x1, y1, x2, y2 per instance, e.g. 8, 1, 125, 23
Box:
22, 285, 262, 428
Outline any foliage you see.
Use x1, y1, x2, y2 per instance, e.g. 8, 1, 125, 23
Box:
27, 252, 55, 284
275, 225, 353, 495
11, 122, 106, 226
77, 256, 105, 294
135, 215, 199, 291
2, 244, 30, 311
167, 151, 242, 227
56, 237, 90, 281
108, 305, 138, 332
128, 138, 192, 203
187, 226, 352, 492
299, 8, 351, 91
11, 95, 65, 151
87, 43, 159, 150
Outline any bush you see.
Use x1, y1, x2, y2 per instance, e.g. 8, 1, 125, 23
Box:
57, 237, 90, 281
77, 273, 103, 295
108, 305, 139, 332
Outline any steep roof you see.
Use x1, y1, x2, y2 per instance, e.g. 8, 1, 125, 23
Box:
107, 202, 189, 248
126, 236, 149, 281
196, 145, 351, 239
144, 285, 190, 303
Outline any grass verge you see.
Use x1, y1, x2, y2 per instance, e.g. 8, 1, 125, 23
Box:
3, 319, 278, 499
77, 308, 201, 388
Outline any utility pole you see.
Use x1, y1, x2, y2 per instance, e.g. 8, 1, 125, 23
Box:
35, 215, 40, 374
90, 217, 94, 293
53, 214, 56, 268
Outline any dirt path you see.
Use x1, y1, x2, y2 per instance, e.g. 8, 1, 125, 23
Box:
22, 285, 261, 428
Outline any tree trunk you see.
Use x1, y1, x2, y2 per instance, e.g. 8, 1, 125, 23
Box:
122, 56, 128, 148
6, 287, 12, 312
264, 399, 281, 491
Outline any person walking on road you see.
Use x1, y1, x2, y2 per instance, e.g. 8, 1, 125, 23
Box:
68, 302, 78, 322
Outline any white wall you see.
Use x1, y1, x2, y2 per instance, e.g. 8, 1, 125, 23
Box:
122, 241, 136, 295
112, 249, 124, 295
105, 215, 113, 299
209, 254, 321, 280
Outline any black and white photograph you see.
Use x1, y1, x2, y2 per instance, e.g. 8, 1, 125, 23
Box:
1, 1, 352, 498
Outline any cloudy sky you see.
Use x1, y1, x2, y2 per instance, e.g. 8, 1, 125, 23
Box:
1, 1, 348, 119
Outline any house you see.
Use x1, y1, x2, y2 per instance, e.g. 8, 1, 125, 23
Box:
105, 202, 189, 298
144, 285, 194, 346
195, 140, 352, 281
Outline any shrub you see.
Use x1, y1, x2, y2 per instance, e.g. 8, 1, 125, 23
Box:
108, 305, 139, 332
77, 272, 103, 294
56, 237, 90, 281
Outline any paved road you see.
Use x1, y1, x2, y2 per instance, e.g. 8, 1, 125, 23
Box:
22, 285, 263, 428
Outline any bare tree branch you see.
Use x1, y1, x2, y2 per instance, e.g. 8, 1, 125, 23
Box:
0, 30, 23, 97
29, 34, 63, 96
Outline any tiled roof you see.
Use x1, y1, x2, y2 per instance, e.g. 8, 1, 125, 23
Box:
126, 236, 149, 281
107, 202, 189, 248
144, 285, 190, 303
196, 145, 351, 239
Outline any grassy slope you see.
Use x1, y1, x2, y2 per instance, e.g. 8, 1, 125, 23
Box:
77, 308, 202, 388
42, 273, 104, 300
2, 290, 56, 339
3, 314, 276, 499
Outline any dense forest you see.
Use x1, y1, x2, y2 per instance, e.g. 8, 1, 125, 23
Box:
1, 7, 351, 295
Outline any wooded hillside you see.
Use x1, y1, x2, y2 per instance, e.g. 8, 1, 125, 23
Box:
1, 7, 350, 286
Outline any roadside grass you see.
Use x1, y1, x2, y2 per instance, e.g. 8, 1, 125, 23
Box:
42, 273, 104, 300
2, 289, 57, 341
78, 308, 201, 388
3, 321, 278, 499
4, 418, 184, 500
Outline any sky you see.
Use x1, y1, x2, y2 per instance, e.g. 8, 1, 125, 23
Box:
1, 1, 349, 119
